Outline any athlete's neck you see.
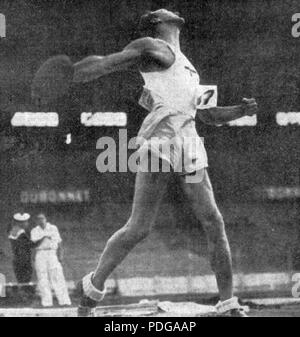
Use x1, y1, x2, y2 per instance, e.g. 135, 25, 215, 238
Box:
156, 27, 181, 52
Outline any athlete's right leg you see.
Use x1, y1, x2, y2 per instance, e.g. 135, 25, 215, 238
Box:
78, 168, 169, 315
92, 169, 169, 290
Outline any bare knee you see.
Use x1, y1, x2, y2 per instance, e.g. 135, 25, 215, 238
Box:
201, 209, 226, 241
202, 208, 224, 226
201, 210, 232, 270
112, 218, 150, 246
126, 224, 150, 243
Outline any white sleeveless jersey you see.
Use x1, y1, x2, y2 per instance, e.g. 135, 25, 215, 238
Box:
139, 41, 200, 116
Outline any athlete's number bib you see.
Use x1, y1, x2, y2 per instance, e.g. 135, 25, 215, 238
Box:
196, 85, 218, 110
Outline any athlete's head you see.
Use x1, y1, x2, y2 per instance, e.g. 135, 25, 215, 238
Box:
139, 9, 185, 36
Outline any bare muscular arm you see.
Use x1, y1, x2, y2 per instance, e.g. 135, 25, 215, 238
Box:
197, 98, 258, 125
73, 38, 175, 83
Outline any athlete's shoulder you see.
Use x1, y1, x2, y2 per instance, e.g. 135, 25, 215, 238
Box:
124, 37, 175, 71
124, 37, 173, 54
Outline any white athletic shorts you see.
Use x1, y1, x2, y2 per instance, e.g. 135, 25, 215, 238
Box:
137, 105, 208, 175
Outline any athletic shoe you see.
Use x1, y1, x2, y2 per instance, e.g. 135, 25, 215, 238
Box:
76, 273, 106, 317
76, 279, 97, 317
215, 297, 249, 317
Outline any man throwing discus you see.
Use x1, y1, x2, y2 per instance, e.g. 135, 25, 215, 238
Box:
33, 9, 258, 317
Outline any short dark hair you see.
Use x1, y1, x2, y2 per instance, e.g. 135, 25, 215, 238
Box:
138, 9, 184, 35
138, 11, 160, 34
36, 213, 47, 219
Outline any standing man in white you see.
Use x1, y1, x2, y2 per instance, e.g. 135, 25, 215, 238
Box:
31, 213, 71, 307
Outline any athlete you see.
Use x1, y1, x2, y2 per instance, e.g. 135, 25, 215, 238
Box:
73, 9, 258, 317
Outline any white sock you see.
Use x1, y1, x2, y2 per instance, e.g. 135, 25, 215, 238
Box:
82, 272, 106, 302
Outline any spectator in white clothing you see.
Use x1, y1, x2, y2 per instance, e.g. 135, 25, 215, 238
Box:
31, 213, 71, 307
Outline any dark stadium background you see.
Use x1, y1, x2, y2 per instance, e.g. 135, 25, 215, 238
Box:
0, 0, 299, 285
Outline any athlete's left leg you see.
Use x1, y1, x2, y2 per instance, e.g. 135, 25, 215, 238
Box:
180, 169, 247, 316
180, 169, 233, 300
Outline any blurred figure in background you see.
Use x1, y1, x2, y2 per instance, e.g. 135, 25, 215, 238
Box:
30, 213, 71, 307
8, 213, 34, 300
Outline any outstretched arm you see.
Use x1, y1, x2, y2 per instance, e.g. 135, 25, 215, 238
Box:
73, 37, 175, 83
197, 98, 258, 125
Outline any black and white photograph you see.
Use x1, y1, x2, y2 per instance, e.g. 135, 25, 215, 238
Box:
0, 0, 299, 321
